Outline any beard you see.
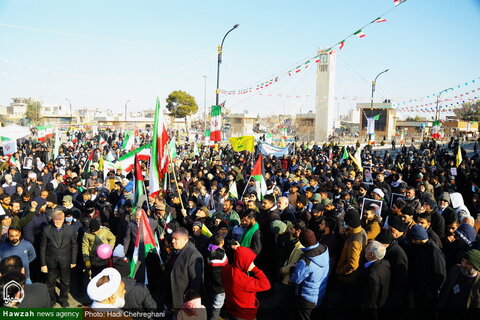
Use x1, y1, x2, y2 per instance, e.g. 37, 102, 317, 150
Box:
460, 265, 478, 277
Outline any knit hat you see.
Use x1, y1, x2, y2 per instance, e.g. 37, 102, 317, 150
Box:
389, 215, 407, 233
89, 219, 101, 233
322, 198, 333, 207
46, 193, 57, 204
311, 203, 325, 214
463, 249, 480, 271
423, 198, 437, 210
217, 220, 229, 230
297, 194, 307, 206
409, 224, 428, 241
63, 195, 73, 203
401, 206, 414, 216
455, 223, 477, 247
372, 188, 385, 199
344, 211, 360, 228
438, 192, 451, 203
376, 228, 394, 245
299, 229, 317, 247
192, 221, 203, 228
312, 193, 322, 202
113, 258, 130, 278
271, 220, 287, 235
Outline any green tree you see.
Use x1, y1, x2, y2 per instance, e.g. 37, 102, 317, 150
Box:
453, 99, 480, 121
165, 90, 198, 118
405, 115, 426, 121
25, 98, 42, 125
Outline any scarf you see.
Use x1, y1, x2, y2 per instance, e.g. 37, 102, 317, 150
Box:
240, 222, 259, 248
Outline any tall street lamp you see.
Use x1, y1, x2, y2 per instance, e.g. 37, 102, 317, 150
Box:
65, 98, 72, 124
435, 88, 453, 121
203, 75, 207, 134
216, 24, 239, 106
125, 99, 130, 123
368, 69, 389, 144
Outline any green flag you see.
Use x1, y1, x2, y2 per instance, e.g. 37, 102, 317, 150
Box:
168, 139, 177, 159
372, 114, 380, 120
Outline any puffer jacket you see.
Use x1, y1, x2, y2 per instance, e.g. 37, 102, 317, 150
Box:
82, 226, 116, 266
290, 242, 330, 305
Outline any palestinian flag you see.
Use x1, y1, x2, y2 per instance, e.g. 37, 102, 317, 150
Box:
210, 105, 222, 142
339, 40, 345, 50
149, 98, 170, 197
354, 30, 366, 38
340, 146, 349, 164
251, 154, 267, 201
394, 0, 406, 6
472, 182, 479, 193
118, 144, 151, 173
133, 154, 145, 214
129, 208, 161, 283
99, 135, 107, 147
85, 150, 94, 173
374, 17, 387, 23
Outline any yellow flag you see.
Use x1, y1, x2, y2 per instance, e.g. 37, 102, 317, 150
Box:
98, 154, 104, 171
280, 137, 286, 148
456, 145, 462, 167
228, 136, 255, 152
431, 158, 435, 166
201, 224, 213, 238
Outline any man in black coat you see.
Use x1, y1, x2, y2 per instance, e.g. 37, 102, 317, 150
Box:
123, 208, 162, 258
163, 227, 204, 309
39, 210, 78, 307
357, 240, 391, 319
376, 228, 409, 313
407, 224, 446, 310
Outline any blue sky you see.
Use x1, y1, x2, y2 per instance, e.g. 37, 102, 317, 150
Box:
0, 0, 479, 119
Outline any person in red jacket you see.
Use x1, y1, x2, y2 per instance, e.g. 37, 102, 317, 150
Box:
221, 246, 271, 320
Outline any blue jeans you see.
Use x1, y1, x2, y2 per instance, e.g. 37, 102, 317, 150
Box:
210, 292, 225, 320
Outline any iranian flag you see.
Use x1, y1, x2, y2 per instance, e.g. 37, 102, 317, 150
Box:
339, 40, 345, 50
129, 208, 161, 282
394, 0, 406, 6
8, 156, 20, 170
210, 105, 222, 142
45, 125, 54, 138
122, 131, 135, 151
432, 121, 441, 139
99, 135, 107, 147
37, 126, 47, 142
204, 130, 211, 145
354, 30, 366, 38
149, 98, 170, 197
374, 17, 387, 23
118, 144, 151, 173
251, 154, 267, 201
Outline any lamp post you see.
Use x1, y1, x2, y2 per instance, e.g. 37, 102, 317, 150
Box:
435, 88, 453, 121
203, 75, 207, 134
124, 99, 130, 123
65, 98, 72, 124
368, 69, 389, 144
216, 24, 239, 106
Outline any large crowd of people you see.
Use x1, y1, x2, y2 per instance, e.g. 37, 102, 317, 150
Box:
0, 128, 479, 320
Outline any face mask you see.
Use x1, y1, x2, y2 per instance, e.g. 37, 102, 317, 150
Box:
65, 216, 73, 223
112, 294, 125, 308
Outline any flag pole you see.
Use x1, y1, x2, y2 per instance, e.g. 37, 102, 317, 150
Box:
167, 147, 184, 210
240, 175, 253, 199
